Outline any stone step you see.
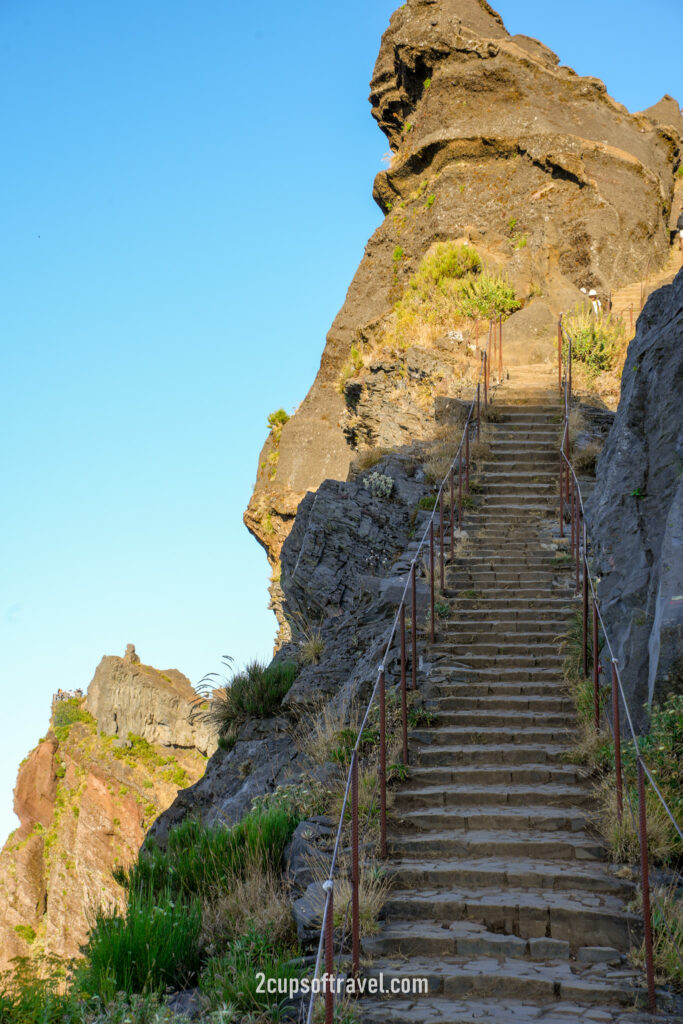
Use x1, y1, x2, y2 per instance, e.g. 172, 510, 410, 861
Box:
422, 710, 572, 729
387, 827, 605, 861
429, 652, 566, 669
405, 764, 583, 786
385, 855, 635, 896
414, 744, 571, 767
431, 682, 568, 698
410, 724, 572, 747
435, 694, 574, 711
446, 569, 565, 583
391, 804, 587, 834
449, 555, 559, 567
356, 995, 656, 1024
433, 639, 566, 653
429, 667, 571, 683
360, 955, 643, 1006
442, 599, 575, 612
444, 612, 573, 625
375, 888, 638, 951
394, 782, 592, 810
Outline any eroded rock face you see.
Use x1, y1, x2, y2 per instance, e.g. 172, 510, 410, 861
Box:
0, 648, 213, 969
245, 0, 681, 608
587, 270, 683, 720
152, 453, 431, 839
85, 644, 216, 756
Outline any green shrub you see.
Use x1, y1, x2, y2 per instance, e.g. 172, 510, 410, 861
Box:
410, 242, 481, 288
199, 928, 302, 1018
52, 699, 95, 741
79, 890, 202, 1001
455, 273, 521, 320
564, 307, 625, 377
118, 797, 305, 904
113, 734, 171, 768
201, 659, 298, 735
267, 409, 289, 431
417, 495, 437, 510
12, 924, 36, 945
0, 957, 84, 1024
621, 693, 683, 832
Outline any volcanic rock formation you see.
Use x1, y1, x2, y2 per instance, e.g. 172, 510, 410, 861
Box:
244, 0, 681, 633
588, 269, 683, 719
0, 646, 214, 969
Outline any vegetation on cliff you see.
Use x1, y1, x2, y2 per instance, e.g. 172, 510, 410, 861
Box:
560, 612, 683, 987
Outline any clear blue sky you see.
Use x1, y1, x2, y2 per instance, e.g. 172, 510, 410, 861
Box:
1, 0, 679, 845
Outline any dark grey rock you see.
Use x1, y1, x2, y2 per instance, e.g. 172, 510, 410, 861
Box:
586, 269, 683, 721
291, 882, 326, 942
285, 819, 333, 892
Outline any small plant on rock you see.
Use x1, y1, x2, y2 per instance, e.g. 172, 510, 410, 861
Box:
363, 472, 394, 500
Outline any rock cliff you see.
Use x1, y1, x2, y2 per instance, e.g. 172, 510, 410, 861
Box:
152, 450, 433, 841
0, 646, 214, 970
587, 269, 683, 720
245, 0, 682, 630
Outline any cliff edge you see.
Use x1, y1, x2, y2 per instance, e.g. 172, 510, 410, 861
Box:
0, 645, 214, 969
244, 0, 681, 637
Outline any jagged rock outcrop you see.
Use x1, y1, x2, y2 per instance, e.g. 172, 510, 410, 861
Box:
151, 452, 432, 841
0, 647, 213, 969
86, 643, 216, 756
245, 0, 681, 621
587, 269, 683, 719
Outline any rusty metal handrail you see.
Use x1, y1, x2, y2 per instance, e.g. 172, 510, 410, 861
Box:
305, 321, 499, 1024
558, 317, 683, 1013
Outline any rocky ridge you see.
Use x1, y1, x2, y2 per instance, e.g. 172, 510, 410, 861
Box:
587, 268, 683, 717
245, 0, 682, 634
0, 645, 215, 970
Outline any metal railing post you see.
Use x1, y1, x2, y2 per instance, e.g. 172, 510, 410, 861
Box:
558, 316, 562, 392
439, 489, 445, 592
592, 597, 600, 730
351, 752, 360, 978
612, 660, 623, 823
637, 758, 657, 1013
483, 352, 488, 409
568, 338, 572, 405
582, 526, 589, 679
458, 453, 463, 532
449, 467, 455, 561
379, 668, 387, 859
400, 604, 408, 764
465, 428, 470, 495
498, 314, 503, 380
324, 883, 334, 1024
570, 474, 575, 564
476, 381, 481, 439
559, 448, 564, 537
429, 522, 435, 642
575, 493, 581, 594
411, 564, 417, 691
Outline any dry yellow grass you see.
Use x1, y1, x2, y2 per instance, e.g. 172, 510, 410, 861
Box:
309, 853, 392, 938
350, 447, 391, 475
200, 861, 295, 953
294, 702, 362, 767
592, 778, 676, 865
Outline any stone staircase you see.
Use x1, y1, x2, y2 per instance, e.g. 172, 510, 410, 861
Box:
611, 239, 682, 323
358, 368, 665, 1023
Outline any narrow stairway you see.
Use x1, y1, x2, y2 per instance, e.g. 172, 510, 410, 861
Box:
359, 368, 661, 1024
